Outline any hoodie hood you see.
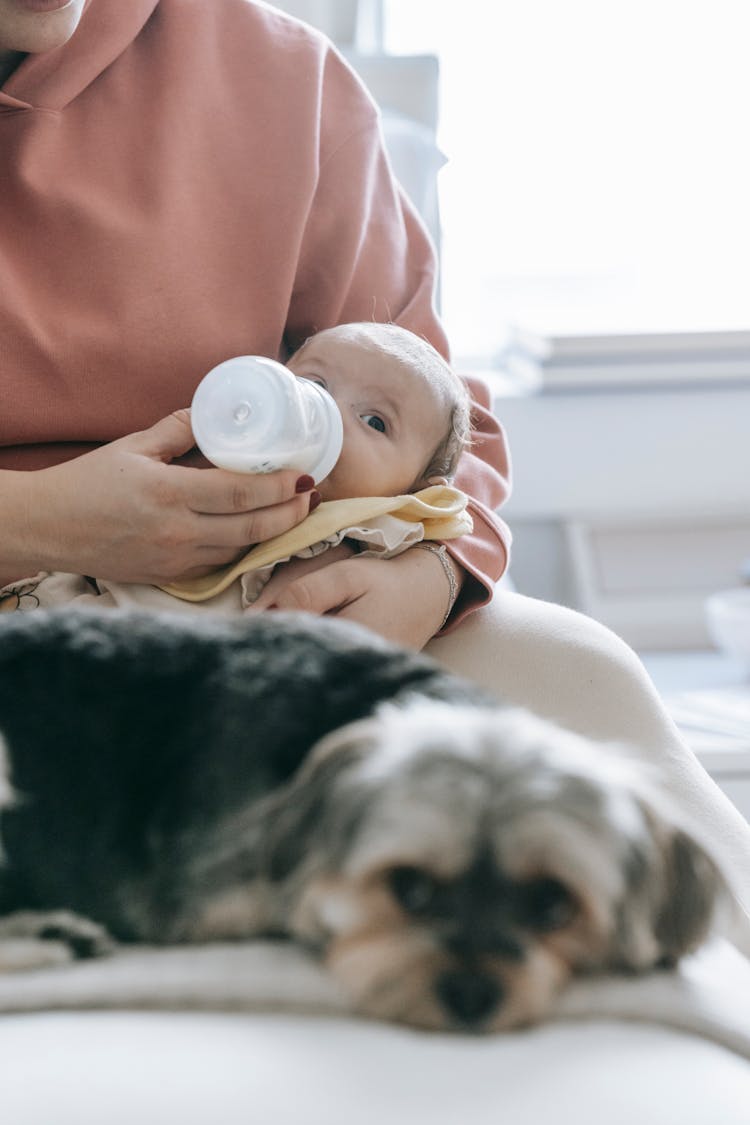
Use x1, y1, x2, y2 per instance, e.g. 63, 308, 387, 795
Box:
0, 0, 158, 111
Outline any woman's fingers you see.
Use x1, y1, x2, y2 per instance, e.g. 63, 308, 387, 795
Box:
22, 412, 322, 585
260, 557, 366, 616
126, 409, 198, 461
192, 491, 319, 549
182, 465, 314, 516
126, 411, 319, 527
249, 544, 357, 609
255, 550, 459, 649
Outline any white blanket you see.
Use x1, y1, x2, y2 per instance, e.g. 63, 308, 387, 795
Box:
0, 938, 747, 1062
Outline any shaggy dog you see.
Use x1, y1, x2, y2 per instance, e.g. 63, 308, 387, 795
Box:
0, 609, 724, 1030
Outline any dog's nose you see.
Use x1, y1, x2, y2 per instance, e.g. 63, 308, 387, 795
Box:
436, 970, 502, 1026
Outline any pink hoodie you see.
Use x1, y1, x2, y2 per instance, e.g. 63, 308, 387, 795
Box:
0, 0, 511, 625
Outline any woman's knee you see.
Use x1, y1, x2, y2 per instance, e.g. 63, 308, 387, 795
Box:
426, 589, 673, 746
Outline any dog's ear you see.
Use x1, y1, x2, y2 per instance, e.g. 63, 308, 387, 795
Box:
261, 718, 380, 883
652, 828, 725, 964
613, 798, 727, 971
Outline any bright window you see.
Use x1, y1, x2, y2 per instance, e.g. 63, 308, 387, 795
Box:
384, 1, 750, 369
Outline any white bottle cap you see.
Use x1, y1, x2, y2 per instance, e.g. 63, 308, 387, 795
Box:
191, 356, 343, 484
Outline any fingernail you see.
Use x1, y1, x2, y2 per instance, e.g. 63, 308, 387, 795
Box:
295, 474, 315, 493
308, 490, 321, 513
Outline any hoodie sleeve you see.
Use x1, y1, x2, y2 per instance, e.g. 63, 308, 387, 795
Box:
284, 59, 511, 629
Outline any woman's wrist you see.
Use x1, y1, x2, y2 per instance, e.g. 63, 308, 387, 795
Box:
413, 542, 465, 629
0, 469, 50, 587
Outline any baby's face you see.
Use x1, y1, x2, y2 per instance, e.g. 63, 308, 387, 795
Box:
287, 327, 450, 501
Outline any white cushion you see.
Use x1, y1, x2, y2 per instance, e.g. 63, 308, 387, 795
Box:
1, 1010, 749, 1125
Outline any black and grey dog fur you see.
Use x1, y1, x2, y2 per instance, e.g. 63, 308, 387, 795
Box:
0, 609, 726, 1030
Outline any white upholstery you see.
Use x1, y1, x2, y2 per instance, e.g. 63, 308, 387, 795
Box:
2, 1009, 749, 1124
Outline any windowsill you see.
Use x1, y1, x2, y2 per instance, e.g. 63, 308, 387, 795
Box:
484, 374, 750, 521
641, 649, 749, 696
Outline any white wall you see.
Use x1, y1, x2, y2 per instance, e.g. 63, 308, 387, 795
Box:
494, 380, 750, 648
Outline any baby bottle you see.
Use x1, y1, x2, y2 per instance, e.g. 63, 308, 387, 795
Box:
190, 355, 343, 483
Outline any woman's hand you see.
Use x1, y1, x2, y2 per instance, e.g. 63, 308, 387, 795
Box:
249, 545, 465, 649
3, 411, 317, 585
247, 542, 358, 603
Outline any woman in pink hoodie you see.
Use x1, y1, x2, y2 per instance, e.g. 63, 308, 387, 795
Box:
1, 1, 749, 933
0, 0, 510, 648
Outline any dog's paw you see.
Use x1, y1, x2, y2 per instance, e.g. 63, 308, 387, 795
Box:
35, 911, 116, 960
0, 910, 115, 972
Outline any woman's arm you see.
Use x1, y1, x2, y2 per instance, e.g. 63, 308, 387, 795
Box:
0, 411, 317, 588
249, 545, 461, 651
441, 375, 512, 631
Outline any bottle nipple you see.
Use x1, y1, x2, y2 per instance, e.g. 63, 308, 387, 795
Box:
233, 402, 252, 424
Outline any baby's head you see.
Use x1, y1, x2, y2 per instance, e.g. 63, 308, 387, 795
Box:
287, 323, 471, 501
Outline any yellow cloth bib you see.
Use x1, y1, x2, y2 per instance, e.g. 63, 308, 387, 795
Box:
159, 485, 472, 603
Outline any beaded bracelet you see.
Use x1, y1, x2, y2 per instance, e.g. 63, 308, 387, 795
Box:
414, 542, 459, 629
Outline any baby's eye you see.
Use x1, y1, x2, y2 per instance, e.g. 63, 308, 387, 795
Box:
360, 413, 386, 433
306, 376, 327, 389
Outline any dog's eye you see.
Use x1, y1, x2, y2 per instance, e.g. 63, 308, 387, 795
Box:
388, 866, 438, 914
518, 877, 577, 932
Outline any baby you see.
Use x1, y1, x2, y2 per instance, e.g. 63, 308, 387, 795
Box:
287, 321, 470, 500
0, 323, 472, 616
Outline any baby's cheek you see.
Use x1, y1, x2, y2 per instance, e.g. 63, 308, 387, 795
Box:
319, 451, 361, 500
